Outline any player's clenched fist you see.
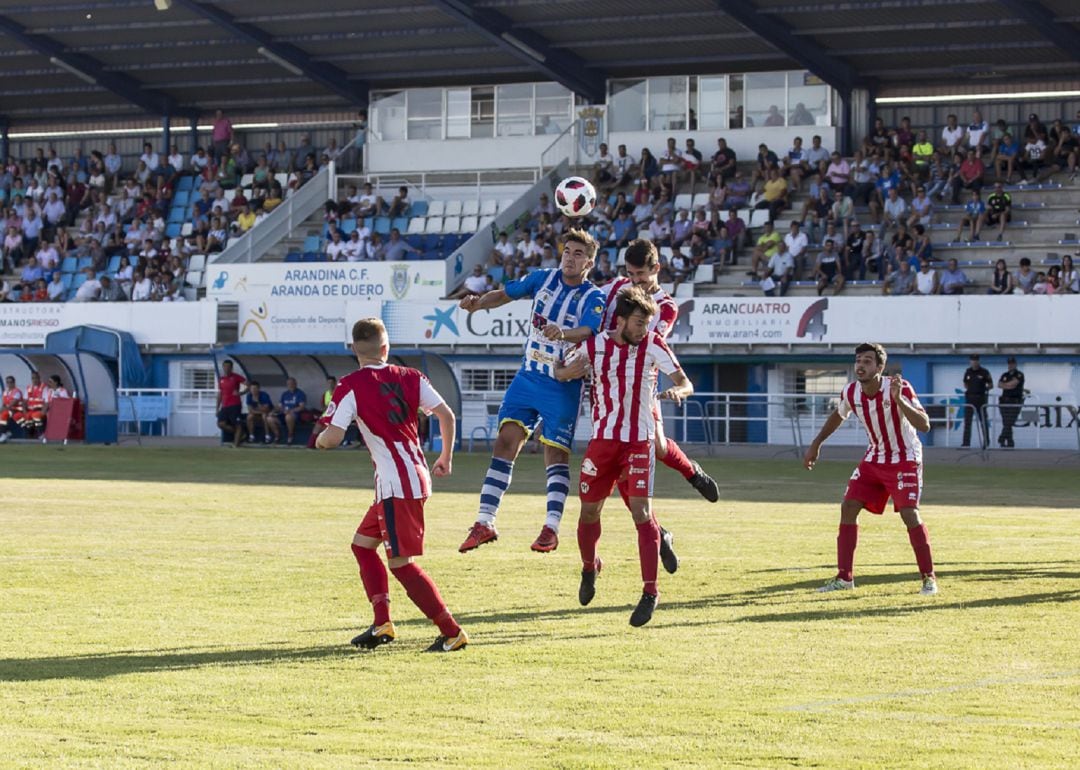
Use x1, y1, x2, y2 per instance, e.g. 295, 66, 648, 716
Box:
459, 295, 481, 312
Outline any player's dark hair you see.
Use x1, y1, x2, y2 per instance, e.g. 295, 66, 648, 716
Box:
352, 317, 387, 344
854, 342, 887, 367
222, 360, 232, 368
562, 228, 598, 260
624, 239, 659, 269
613, 285, 658, 322
248, 380, 259, 387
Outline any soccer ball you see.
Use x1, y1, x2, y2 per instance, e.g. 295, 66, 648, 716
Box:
554, 176, 597, 218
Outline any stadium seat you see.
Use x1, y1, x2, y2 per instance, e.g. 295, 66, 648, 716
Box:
302, 252, 325, 262
480, 199, 498, 217
284, 251, 302, 263
500, 198, 516, 212
423, 234, 442, 251
168, 208, 186, 224
173, 191, 190, 207
659, 246, 673, 260
185, 270, 203, 287
303, 235, 322, 252
176, 176, 195, 192
462, 200, 480, 216
72, 272, 87, 289
180, 222, 193, 237
478, 216, 494, 231
693, 264, 715, 283
691, 193, 710, 210
407, 217, 427, 235
9, 288, 20, 301
424, 217, 444, 234
410, 200, 429, 218
459, 232, 474, 242
488, 265, 504, 285
443, 216, 460, 233
275, 173, 289, 188
426, 200, 446, 217
165, 223, 181, 238
106, 255, 121, 273
182, 286, 198, 302
443, 200, 463, 217
77, 257, 93, 271
371, 216, 390, 235
61, 256, 77, 273
442, 234, 461, 251
337, 218, 355, 235
460, 215, 478, 234
422, 250, 443, 260
224, 189, 237, 202
637, 231, 653, 242
391, 216, 409, 233
188, 254, 206, 272
674, 193, 693, 211
747, 209, 770, 228
240, 174, 254, 188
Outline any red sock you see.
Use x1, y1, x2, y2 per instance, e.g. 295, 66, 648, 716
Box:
837, 523, 858, 582
577, 519, 602, 571
636, 517, 661, 596
662, 438, 695, 479
390, 563, 460, 638
907, 523, 935, 577
351, 543, 391, 625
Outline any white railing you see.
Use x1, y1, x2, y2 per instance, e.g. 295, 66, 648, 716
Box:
335, 169, 539, 201
117, 388, 219, 437
539, 121, 577, 175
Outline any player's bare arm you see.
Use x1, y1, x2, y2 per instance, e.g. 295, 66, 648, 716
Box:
890, 375, 931, 432
804, 410, 846, 470
315, 423, 346, 450
430, 402, 455, 477
459, 288, 511, 313
542, 323, 595, 343
658, 369, 693, 406
553, 353, 589, 382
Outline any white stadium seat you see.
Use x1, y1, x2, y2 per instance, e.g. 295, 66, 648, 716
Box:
462, 200, 480, 216
187, 254, 206, 272
407, 217, 427, 235
426, 200, 446, 217
674, 193, 693, 211
480, 199, 498, 216
691, 193, 710, 210
442, 216, 460, 233
443, 200, 463, 217
424, 216, 444, 234
460, 215, 479, 233
240, 174, 254, 188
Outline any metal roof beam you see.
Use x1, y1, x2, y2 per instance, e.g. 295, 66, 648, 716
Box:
0, 13, 188, 117
428, 0, 606, 102
995, 0, 1080, 65
715, 0, 860, 92
171, 0, 369, 108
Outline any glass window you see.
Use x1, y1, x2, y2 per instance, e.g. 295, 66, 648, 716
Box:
745, 72, 787, 128
728, 75, 744, 129
535, 82, 571, 135
697, 76, 727, 131
370, 90, 406, 141
496, 84, 533, 137
472, 86, 494, 138
787, 71, 829, 127
407, 88, 443, 140
647, 76, 688, 131
446, 88, 470, 139
608, 79, 646, 132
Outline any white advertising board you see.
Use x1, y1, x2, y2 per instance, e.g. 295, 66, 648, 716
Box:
0, 302, 218, 346
205, 261, 446, 302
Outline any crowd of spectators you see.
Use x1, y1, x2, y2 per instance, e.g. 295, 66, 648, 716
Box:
0, 110, 342, 302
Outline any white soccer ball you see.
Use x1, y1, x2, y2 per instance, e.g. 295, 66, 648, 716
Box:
554, 176, 597, 218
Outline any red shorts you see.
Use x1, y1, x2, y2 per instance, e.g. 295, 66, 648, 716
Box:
25, 409, 43, 423
844, 460, 923, 514
579, 438, 654, 503
356, 497, 426, 558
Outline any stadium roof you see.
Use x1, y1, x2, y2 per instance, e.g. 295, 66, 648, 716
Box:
1, 0, 1079, 125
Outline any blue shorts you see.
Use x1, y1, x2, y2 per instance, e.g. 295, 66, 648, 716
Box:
498, 369, 582, 451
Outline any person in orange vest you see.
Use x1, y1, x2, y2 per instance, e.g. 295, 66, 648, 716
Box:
0, 375, 24, 442
23, 371, 48, 435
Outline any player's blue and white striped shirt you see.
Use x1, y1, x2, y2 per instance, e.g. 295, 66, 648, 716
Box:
504, 268, 605, 379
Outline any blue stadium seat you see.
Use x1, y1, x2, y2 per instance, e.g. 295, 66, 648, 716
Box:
340, 218, 357, 235
405, 234, 424, 250
176, 176, 195, 192
64, 288, 78, 301
410, 200, 429, 218
442, 234, 461, 251
165, 223, 181, 238
61, 256, 77, 273
9, 288, 20, 301
423, 234, 442, 251
373, 216, 392, 236
422, 250, 443, 260
72, 272, 87, 289
303, 235, 321, 252
391, 217, 409, 234
77, 257, 93, 271
488, 265, 504, 285
173, 191, 190, 207
284, 251, 302, 263
458, 232, 474, 242
302, 251, 325, 262
61, 273, 73, 289
107, 255, 121, 273
168, 208, 186, 224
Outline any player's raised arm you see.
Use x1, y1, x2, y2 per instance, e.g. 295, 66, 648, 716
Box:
459, 288, 511, 313
542, 323, 595, 344
804, 410, 846, 470
890, 376, 931, 432
429, 402, 455, 477
658, 369, 693, 406
554, 348, 589, 382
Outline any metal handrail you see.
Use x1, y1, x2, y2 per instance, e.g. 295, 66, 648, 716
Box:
538, 120, 577, 175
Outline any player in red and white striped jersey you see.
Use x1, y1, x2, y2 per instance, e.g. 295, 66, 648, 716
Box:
556, 286, 694, 627
803, 343, 938, 596
317, 318, 468, 653
598, 240, 719, 507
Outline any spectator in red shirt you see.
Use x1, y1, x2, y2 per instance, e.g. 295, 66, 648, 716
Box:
216, 359, 247, 447
950, 149, 984, 204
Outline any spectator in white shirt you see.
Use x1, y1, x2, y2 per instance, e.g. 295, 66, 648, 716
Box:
36, 240, 60, 272
341, 230, 365, 261
965, 110, 989, 157
130, 270, 153, 301
42, 192, 66, 228
167, 144, 184, 172
139, 142, 159, 173
47, 271, 65, 302
941, 114, 964, 155
73, 268, 101, 302
762, 240, 795, 297
783, 220, 809, 279
491, 231, 515, 266
325, 230, 347, 261
449, 264, 494, 298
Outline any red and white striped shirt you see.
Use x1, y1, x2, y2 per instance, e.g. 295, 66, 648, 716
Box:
837, 380, 924, 464
327, 363, 444, 502
600, 277, 679, 339
580, 330, 682, 442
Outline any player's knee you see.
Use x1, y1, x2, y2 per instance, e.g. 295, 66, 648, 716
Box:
387, 555, 413, 570
899, 508, 922, 527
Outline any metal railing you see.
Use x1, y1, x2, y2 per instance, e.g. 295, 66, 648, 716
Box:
335, 168, 540, 201
117, 388, 219, 438
539, 120, 577, 175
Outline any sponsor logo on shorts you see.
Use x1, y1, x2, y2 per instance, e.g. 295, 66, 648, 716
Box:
629, 453, 650, 461
908, 492, 917, 500
850, 467, 861, 480
629, 467, 648, 474
636, 479, 647, 489
581, 458, 597, 476
580, 481, 590, 494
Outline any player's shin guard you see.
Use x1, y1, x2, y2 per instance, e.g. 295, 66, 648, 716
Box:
577, 519, 601, 571
662, 438, 696, 479
837, 523, 859, 582
477, 457, 514, 526
636, 517, 661, 596
618, 479, 667, 541
351, 543, 391, 625
907, 523, 935, 577
543, 463, 570, 532
390, 563, 460, 638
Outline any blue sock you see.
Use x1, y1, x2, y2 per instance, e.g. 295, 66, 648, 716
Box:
477, 457, 514, 525
543, 463, 571, 533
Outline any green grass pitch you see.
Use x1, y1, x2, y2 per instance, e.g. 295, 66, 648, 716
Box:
2, 446, 1079, 768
